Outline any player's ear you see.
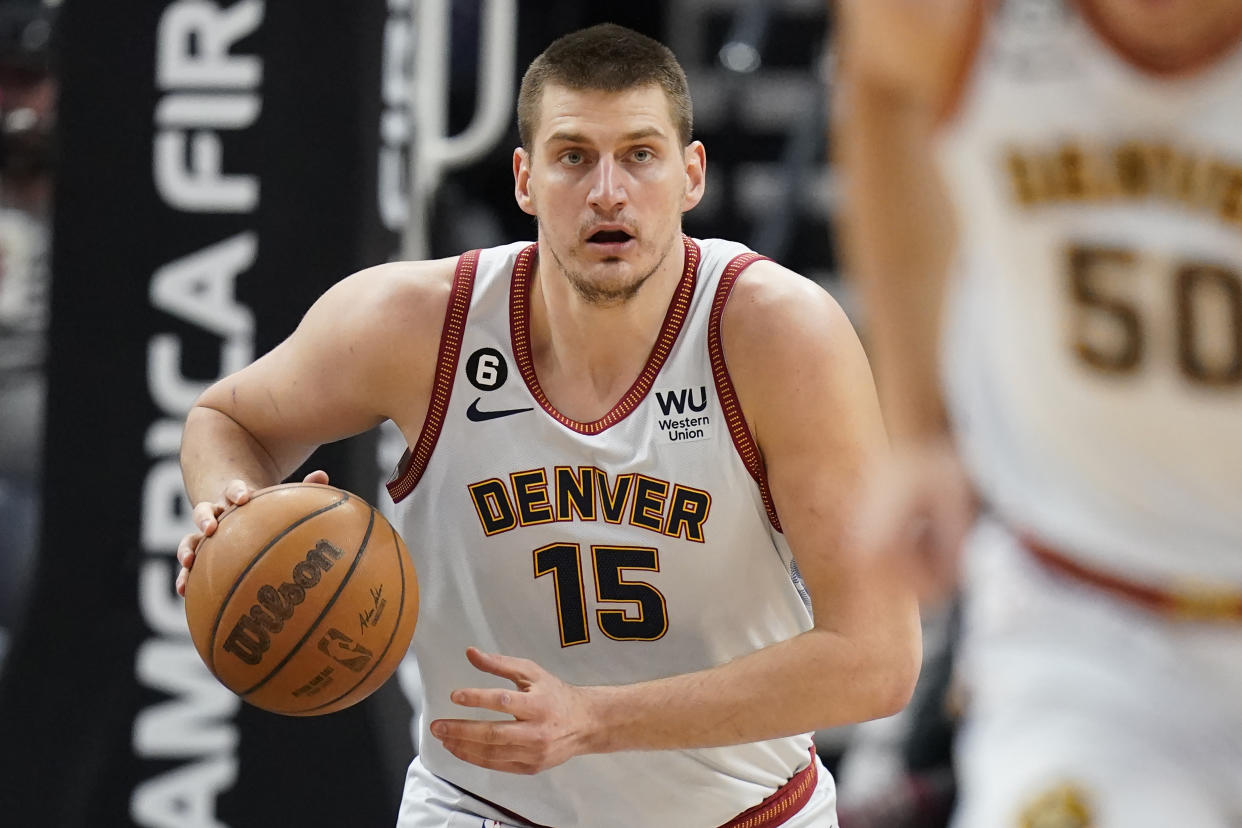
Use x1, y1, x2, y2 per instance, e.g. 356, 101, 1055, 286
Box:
682, 140, 706, 212
514, 147, 536, 216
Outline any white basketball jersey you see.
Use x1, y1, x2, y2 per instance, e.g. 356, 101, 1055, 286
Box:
938, 0, 1242, 585
387, 237, 816, 827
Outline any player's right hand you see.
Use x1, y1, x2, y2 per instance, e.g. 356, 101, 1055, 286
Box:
175, 470, 330, 597
834, 0, 979, 108
848, 439, 977, 608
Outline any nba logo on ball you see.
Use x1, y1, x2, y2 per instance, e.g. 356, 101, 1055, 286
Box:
184, 483, 419, 716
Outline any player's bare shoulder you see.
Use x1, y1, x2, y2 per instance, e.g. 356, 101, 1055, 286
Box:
721, 259, 878, 443
313, 256, 457, 352
263, 255, 461, 433
721, 259, 856, 364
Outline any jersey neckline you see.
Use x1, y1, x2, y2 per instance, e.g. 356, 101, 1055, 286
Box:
509, 236, 701, 435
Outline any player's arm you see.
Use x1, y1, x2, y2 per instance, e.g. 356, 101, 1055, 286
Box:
586, 262, 925, 741
429, 263, 923, 772
175, 258, 454, 593
613, 262, 923, 740
833, 0, 981, 440
831, 0, 984, 601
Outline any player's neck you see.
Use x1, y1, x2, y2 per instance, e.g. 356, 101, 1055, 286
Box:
1076, 0, 1242, 75
527, 242, 686, 420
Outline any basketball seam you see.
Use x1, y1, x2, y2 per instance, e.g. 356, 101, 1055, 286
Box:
238, 505, 377, 698
205, 490, 350, 676
303, 514, 411, 714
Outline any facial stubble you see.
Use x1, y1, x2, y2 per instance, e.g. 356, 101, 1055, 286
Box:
540, 223, 677, 307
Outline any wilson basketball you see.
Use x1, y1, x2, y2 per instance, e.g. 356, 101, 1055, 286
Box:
184, 482, 418, 716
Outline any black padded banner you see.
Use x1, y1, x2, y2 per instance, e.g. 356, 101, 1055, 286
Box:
0, 2, 411, 825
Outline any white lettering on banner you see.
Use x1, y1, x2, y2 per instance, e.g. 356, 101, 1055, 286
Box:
154, 131, 258, 211
379, 0, 412, 233
133, 2, 265, 825
156, 95, 261, 129
130, 756, 237, 828
139, 557, 198, 639
149, 232, 256, 337
142, 459, 196, 555
154, 0, 264, 211
148, 233, 257, 413
157, 0, 264, 87
133, 639, 241, 756
144, 418, 186, 457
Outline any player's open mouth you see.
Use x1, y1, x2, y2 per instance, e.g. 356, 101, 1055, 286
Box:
587, 229, 634, 245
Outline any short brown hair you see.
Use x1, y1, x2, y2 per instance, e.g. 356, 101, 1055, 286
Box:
517, 23, 693, 149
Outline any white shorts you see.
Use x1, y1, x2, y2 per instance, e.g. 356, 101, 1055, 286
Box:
951, 519, 1242, 828
395, 753, 839, 828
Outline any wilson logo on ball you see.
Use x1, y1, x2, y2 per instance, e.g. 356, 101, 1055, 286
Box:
222, 539, 345, 665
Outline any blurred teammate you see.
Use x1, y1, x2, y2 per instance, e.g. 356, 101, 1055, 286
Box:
177, 24, 921, 828
835, 0, 1242, 825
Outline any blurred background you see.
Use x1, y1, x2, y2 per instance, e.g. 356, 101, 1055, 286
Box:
0, 1, 952, 825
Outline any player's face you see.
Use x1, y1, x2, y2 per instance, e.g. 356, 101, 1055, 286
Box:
514, 83, 705, 306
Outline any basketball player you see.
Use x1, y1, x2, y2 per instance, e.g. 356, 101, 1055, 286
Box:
175, 24, 922, 828
835, 0, 1242, 825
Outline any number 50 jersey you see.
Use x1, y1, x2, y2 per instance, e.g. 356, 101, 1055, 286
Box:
938, 3, 1242, 587
387, 237, 816, 828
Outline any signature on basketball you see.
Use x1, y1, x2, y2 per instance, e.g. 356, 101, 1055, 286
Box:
359, 584, 387, 634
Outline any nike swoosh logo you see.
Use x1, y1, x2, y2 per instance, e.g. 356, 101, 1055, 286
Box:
466, 397, 534, 422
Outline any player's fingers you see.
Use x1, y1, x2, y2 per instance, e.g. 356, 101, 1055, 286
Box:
432, 719, 549, 773
176, 531, 203, 568
910, 536, 957, 607
222, 479, 253, 506
465, 647, 537, 685
849, 467, 923, 559
176, 566, 189, 597
925, 461, 975, 577
449, 687, 532, 718
437, 739, 538, 775
430, 718, 520, 747
302, 469, 329, 485
191, 501, 222, 535
903, 470, 973, 606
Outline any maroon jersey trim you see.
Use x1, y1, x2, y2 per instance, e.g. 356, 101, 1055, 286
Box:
448, 745, 818, 828
719, 747, 818, 828
387, 250, 478, 503
1024, 533, 1242, 622
707, 251, 782, 532
509, 236, 701, 435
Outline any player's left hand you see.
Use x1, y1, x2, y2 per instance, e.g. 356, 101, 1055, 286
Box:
429, 647, 597, 774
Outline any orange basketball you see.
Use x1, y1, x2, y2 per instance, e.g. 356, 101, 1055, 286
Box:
184, 482, 418, 716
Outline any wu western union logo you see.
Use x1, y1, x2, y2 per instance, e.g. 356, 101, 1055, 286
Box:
655, 386, 711, 442
468, 467, 711, 542
655, 386, 706, 415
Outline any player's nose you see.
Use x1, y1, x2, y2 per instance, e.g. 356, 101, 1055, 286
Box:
587, 155, 627, 211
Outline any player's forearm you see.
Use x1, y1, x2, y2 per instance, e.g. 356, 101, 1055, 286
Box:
835, 80, 956, 442
579, 623, 919, 754
179, 403, 294, 504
